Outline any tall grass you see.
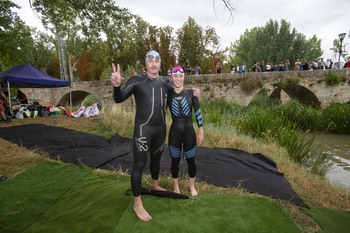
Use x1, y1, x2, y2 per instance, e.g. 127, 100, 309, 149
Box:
200, 99, 242, 126
95, 105, 135, 138
277, 100, 350, 134
199, 99, 346, 174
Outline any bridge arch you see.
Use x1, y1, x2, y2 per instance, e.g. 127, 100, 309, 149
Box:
58, 90, 101, 107
270, 84, 320, 107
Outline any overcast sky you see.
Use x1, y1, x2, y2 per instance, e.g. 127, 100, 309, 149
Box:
13, 0, 350, 61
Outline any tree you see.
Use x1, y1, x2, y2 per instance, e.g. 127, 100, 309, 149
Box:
30, 0, 134, 80
64, 35, 89, 81
31, 30, 55, 73
227, 19, 323, 70
0, 0, 35, 71
177, 17, 222, 73
159, 26, 175, 75
330, 34, 349, 62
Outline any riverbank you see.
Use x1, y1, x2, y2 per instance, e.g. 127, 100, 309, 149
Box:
304, 133, 350, 190
0, 111, 349, 232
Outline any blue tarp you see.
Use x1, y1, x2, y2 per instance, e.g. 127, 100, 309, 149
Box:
0, 64, 70, 88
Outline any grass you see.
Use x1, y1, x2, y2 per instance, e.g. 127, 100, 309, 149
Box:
0, 162, 93, 232
115, 194, 301, 233
201, 100, 327, 174
1, 105, 350, 232
200, 99, 350, 174
1, 162, 303, 233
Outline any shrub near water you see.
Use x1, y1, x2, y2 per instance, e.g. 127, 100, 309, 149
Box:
322, 103, 350, 133
277, 100, 350, 134
233, 105, 327, 174
277, 100, 324, 132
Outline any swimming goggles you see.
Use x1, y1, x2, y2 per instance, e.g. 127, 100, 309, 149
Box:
146, 54, 160, 60
172, 68, 184, 73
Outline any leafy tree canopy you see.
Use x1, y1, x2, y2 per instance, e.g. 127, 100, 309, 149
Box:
226, 19, 323, 70
0, 0, 38, 71
177, 17, 223, 73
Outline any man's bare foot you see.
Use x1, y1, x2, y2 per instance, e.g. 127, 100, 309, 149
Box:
152, 179, 167, 191
152, 184, 167, 191
134, 196, 152, 221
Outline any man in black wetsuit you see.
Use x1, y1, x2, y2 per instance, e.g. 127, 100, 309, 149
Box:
110, 50, 202, 221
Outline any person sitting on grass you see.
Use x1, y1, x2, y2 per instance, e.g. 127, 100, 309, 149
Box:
167, 66, 204, 197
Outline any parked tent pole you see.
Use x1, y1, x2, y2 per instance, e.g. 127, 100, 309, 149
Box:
70, 86, 72, 110
7, 81, 11, 109
32, 88, 36, 102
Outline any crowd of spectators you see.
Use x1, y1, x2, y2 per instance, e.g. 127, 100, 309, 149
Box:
168, 65, 202, 76
229, 63, 247, 73
229, 58, 339, 73
166, 57, 348, 77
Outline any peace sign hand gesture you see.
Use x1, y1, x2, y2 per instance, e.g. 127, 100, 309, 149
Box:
110, 63, 122, 87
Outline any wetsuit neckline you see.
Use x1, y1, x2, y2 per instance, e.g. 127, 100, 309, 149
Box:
146, 74, 159, 80
174, 88, 185, 95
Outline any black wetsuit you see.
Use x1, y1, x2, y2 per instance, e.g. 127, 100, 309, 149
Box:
113, 74, 173, 197
168, 88, 203, 178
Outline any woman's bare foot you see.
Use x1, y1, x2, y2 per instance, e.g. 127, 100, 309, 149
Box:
190, 177, 197, 197
173, 178, 181, 193
134, 196, 152, 221
152, 179, 166, 191
190, 186, 197, 197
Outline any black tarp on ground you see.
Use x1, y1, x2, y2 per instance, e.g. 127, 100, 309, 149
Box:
0, 124, 308, 208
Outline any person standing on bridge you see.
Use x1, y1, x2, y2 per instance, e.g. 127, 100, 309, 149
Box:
110, 51, 199, 221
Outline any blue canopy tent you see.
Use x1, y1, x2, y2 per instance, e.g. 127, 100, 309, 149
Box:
0, 64, 71, 109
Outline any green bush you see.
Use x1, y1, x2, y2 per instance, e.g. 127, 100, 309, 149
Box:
249, 88, 277, 107
279, 76, 301, 88
203, 86, 211, 92
240, 79, 263, 93
325, 71, 341, 85
83, 94, 99, 107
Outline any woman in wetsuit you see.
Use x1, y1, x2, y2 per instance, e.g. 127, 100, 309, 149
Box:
168, 66, 204, 197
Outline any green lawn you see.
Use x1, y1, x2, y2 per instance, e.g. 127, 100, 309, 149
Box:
1, 162, 348, 233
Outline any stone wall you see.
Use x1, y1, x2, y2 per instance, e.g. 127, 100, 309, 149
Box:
24, 68, 350, 108
183, 68, 350, 106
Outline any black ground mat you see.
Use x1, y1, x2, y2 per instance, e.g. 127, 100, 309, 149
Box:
0, 124, 308, 208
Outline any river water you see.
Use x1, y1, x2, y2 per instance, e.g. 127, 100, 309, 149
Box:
307, 133, 350, 190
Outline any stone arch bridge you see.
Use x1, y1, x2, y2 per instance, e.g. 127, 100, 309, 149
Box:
26, 69, 350, 109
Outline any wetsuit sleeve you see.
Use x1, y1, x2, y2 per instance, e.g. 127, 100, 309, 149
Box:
192, 95, 203, 128
113, 76, 137, 103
